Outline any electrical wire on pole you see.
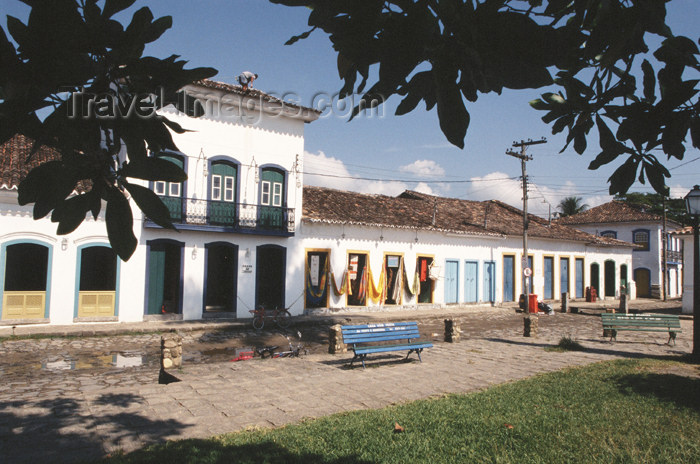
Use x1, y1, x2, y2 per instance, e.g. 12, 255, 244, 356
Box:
506, 137, 546, 315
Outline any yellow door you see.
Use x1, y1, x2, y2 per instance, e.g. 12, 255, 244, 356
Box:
78, 291, 116, 317
2, 291, 45, 319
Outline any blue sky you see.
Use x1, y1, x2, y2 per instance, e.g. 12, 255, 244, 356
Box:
4, 0, 699, 216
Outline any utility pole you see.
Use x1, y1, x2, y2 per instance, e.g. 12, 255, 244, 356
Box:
506, 137, 546, 314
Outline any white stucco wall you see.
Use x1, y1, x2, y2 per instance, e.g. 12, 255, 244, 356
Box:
572, 221, 682, 297
297, 222, 634, 313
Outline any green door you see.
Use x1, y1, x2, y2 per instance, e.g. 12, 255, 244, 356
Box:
259, 168, 285, 230
147, 242, 182, 315
154, 155, 184, 222
147, 248, 166, 315
209, 162, 237, 226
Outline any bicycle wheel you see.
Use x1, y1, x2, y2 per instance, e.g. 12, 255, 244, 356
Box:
252, 315, 264, 330
275, 310, 291, 328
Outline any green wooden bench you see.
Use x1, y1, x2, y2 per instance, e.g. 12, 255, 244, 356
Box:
601, 313, 682, 345
341, 322, 433, 369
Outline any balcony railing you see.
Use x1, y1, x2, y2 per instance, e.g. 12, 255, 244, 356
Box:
666, 249, 682, 264
149, 197, 295, 234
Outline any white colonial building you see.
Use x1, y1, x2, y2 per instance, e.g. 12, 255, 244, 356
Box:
557, 201, 683, 299
0, 80, 638, 327
0, 80, 319, 325
300, 187, 636, 312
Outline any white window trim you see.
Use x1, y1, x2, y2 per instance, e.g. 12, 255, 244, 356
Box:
261, 181, 271, 205
272, 182, 282, 207
224, 176, 235, 202
154, 181, 166, 196
211, 175, 222, 201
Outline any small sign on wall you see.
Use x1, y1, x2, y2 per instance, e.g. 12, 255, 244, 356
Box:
242, 264, 253, 273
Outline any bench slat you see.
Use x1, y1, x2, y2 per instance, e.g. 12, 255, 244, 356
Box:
354, 342, 433, 355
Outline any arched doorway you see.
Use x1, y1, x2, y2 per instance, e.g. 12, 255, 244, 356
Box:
255, 245, 286, 309
146, 240, 184, 316
590, 263, 600, 296
77, 245, 118, 318
604, 260, 616, 298
204, 242, 238, 315
2, 241, 51, 320
634, 268, 651, 298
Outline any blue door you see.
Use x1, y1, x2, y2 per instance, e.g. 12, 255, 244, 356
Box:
503, 255, 514, 301
445, 260, 459, 304
560, 258, 569, 297
464, 261, 478, 303
544, 257, 554, 299
483, 261, 495, 303
575, 258, 584, 298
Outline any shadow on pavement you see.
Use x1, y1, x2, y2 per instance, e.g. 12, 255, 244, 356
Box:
0, 392, 190, 464
101, 437, 376, 464
485, 337, 688, 359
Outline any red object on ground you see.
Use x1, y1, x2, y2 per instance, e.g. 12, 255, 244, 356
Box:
528, 294, 538, 313
231, 351, 254, 362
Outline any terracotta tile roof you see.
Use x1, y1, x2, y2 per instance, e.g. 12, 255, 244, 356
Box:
302, 186, 635, 247
671, 225, 694, 236
192, 79, 322, 116
556, 200, 673, 226
0, 134, 61, 190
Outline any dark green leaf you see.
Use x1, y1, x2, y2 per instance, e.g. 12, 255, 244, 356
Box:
51, 193, 92, 235
121, 156, 188, 182
608, 158, 639, 196
105, 187, 137, 261
643, 161, 670, 195
123, 182, 176, 230
102, 0, 137, 19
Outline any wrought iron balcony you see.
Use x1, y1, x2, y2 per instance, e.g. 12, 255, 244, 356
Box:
146, 197, 295, 235
666, 249, 683, 264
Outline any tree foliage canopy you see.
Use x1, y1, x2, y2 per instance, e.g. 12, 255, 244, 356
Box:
614, 191, 689, 225
272, 0, 699, 197
557, 196, 588, 217
0, 0, 216, 260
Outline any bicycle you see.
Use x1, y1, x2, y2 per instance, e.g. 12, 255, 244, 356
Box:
258, 331, 307, 358
249, 305, 292, 330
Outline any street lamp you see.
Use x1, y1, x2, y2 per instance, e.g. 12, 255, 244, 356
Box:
684, 185, 700, 356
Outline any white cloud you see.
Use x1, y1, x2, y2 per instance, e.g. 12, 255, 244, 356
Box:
464, 172, 613, 218
303, 150, 408, 196
399, 159, 446, 177
412, 182, 434, 195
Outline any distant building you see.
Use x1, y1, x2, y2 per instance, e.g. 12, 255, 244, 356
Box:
300, 187, 636, 312
556, 201, 683, 299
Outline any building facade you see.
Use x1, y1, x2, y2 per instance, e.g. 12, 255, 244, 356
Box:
557, 201, 683, 299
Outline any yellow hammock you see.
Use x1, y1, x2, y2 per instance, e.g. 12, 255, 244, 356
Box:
330, 269, 351, 296
306, 259, 328, 298
367, 264, 386, 304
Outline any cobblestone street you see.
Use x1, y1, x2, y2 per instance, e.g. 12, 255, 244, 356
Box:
0, 300, 693, 463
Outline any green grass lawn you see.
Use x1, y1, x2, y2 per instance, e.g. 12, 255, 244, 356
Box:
102, 358, 700, 464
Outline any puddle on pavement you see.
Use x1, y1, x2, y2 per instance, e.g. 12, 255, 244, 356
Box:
40, 353, 152, 371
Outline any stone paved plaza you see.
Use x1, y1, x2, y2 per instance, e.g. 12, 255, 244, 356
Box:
0, 301, 693, 463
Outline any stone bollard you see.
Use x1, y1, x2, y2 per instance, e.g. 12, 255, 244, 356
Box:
161, 333, 182, 370
560, 292, 569, 313
523, 315, 538, 337
603, 308, 615, 338
328, 324, 347, 354
444, 319, 461, 343
619, 294, 628, 314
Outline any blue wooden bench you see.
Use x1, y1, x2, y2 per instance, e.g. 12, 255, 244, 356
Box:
341, 322, 433, 369
601, 313, 682, 345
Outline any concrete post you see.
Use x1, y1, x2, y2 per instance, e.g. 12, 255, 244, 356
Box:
444, 319, 461, 343
523, 316, 538, 337
561, 292, 569, 313
328, 324, 347, 354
